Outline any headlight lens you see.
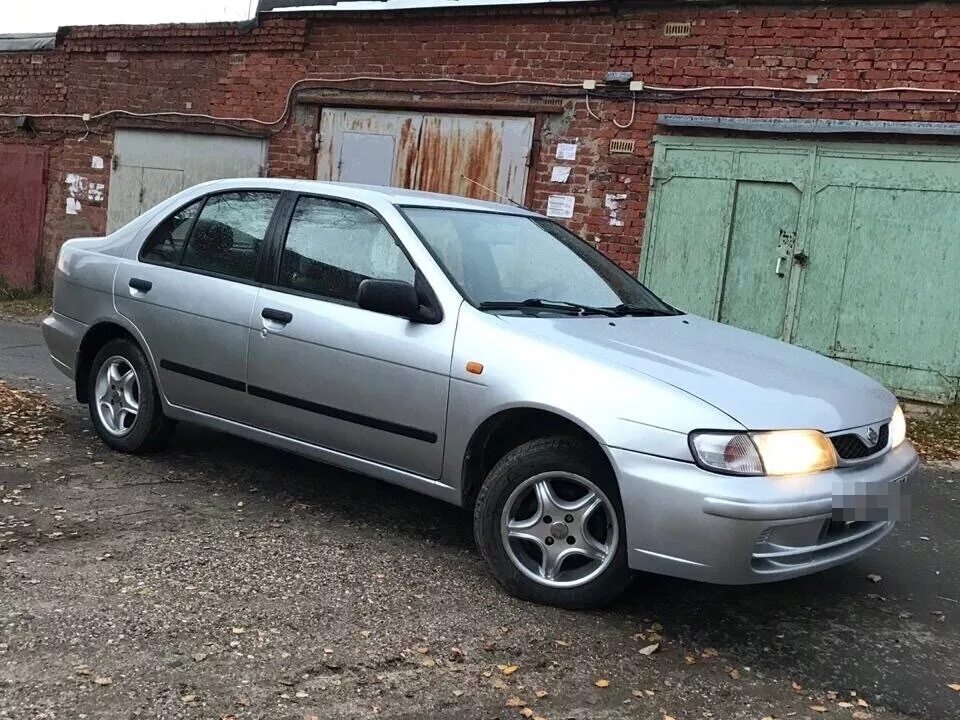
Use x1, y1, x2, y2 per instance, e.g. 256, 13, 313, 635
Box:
889, 405, 907, 448
690, 430, 837, 476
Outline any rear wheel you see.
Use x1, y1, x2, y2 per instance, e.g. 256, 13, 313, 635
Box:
474, 436, 631, 609
87, 338, 174, 453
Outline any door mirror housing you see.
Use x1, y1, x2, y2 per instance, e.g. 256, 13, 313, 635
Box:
357, 279, 423, 321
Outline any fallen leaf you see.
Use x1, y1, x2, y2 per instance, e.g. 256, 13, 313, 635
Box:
93, 676, 112, 686
492, 679, 508, 690
866, 574, 882, 583
498, 664, 519, 676
639, 643, 660, 656
452, 689, 464, 697
295, 691, 308, 698
505, 696, 526, 708
595, 678, 610, 688
520, 709, 534, 719
420, 658, 436, 668
701, 647, 719, 658
851, 712, 872, 720
664, 716, 676, 720
181, 694, 196, 703
949, 683, 960, 692
554, 639, 569, 647
191, 652, 207, 662
810, 705, 828, 713
535, 689, 548, 698
683, 654, 697, 664
791, 680, 803, 692
533, 716, 548, 720
415, 646, 429, 654
449, 646, 465, 662
857, 698, 870, 707
728, 668, 741, 680
360, 630, 372, 638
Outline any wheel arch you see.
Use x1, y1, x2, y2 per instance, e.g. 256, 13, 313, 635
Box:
75, 320, 157, 403
460, 406, 616, 510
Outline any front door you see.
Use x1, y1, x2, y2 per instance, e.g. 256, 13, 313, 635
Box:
115, 189, 282, 422
245, 193, 455, 478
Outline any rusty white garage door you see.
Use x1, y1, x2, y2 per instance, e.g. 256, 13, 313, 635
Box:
317, 109, 534, 206
107, 129, 268, 232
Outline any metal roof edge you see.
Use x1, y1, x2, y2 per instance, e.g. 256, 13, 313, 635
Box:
0, 33, 57, 52
658, 114, 960, 137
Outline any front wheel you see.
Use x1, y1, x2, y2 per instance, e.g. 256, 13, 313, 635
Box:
87, 338, 174, 453
474, 436, 631, 609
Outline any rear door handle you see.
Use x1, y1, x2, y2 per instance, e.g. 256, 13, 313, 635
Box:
129, 278, 152, 293
261, 308, 293, 325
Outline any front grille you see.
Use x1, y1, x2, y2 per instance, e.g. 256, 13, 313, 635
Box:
830, 424, 889, 460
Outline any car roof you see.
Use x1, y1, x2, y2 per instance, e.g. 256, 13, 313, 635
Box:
189, 178, 540, 216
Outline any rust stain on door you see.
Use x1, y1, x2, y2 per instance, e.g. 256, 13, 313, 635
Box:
0, 145, 47, 292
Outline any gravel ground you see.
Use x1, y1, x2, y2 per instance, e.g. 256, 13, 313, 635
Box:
2, 320, 958, 720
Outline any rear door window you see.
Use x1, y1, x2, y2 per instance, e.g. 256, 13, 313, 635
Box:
180, 191, 280, 281
140, 199, 203, 265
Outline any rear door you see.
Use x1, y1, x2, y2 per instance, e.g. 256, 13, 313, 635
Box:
245, 193, 455, 478
115, 189, 282, 422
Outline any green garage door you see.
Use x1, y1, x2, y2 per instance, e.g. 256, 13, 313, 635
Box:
641, 137, 960, 403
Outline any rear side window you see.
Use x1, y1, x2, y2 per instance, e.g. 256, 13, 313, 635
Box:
278, 196, 415, 302
180, 192, 280, 281
141, 199, 202, 264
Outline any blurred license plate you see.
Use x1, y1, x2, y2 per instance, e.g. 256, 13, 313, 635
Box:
831, 472, 912, 521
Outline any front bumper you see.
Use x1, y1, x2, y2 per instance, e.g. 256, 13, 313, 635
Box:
610, 441, 919, 584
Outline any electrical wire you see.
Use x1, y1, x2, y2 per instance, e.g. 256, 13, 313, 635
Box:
585, 92, 602, 121
643, 83, 960, 95
612, 93, 636, 129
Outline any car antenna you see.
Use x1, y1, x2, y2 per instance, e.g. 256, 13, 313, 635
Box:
461, 175, 527, 209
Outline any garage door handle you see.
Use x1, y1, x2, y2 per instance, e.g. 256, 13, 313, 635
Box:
129, 278, 152, 293
261, 308, 293, 325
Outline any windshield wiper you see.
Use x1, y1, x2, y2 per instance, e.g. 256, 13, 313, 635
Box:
605, 303, 681, 317
479, 299, 618, 317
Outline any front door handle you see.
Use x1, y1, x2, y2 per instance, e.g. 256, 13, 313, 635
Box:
129, 278, 152, 293
261, 308, 293, 325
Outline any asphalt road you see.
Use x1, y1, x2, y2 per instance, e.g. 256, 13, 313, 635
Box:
2, 319, 958, 719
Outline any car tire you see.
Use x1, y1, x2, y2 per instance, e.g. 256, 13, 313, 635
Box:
474, 436, 631, 609
87, 338, 175, 453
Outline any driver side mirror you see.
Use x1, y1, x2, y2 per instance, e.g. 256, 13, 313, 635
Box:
357, 279, 422, 321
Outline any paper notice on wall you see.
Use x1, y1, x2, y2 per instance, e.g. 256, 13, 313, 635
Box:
556, 142, 578, 161
66, 197, 81, 215
550, 165, 572, 183
546, 194, 575, 219
91, 155, 104, 170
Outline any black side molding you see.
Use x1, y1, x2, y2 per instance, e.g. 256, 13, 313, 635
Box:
248, 385, 438, 444
159, 360, 246, 393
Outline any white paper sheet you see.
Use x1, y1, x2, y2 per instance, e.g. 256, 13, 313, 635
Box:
555, 142, 577, 161
546, 194, 575, 219
550, 166, 572, 183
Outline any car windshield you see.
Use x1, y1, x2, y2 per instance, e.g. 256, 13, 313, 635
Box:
401, 207, 678, 317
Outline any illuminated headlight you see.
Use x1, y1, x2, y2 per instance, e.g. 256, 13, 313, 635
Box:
889, 405, 907, 448
690, 430, 838, 476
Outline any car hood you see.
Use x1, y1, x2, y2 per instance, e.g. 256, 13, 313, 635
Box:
499, 314, 895, 432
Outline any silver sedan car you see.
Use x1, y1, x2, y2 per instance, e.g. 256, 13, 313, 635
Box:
42, 178, 918, 608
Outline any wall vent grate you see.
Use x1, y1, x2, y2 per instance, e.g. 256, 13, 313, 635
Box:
663, 21, 692, 38
609, 138, 636, 154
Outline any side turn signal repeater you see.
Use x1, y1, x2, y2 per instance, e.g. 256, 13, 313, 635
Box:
466, 361, 484, 375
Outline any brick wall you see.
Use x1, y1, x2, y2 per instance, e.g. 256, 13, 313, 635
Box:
4, 2, 960, 285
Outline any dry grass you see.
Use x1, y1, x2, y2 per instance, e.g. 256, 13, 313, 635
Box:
0, 292, 51, 322
0, 380, 60, 450
907, 406, 960, 461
